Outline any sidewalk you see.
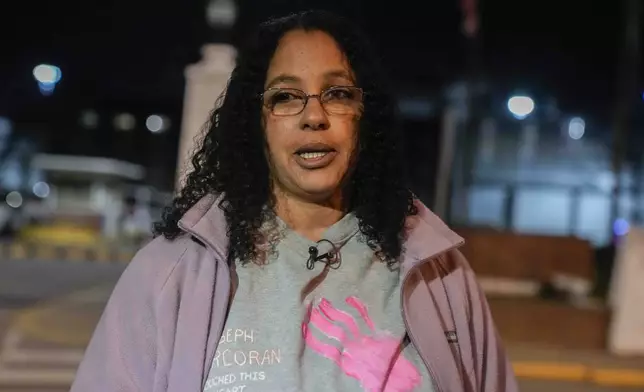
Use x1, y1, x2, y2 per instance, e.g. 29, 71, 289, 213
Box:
510, 345, 644, 388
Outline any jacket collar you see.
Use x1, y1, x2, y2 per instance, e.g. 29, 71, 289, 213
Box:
178, 194, 464, 270
177, 193, 229, 261
400, 199, 464, 273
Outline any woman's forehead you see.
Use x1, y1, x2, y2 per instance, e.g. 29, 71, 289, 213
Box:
265, 30, 354, 88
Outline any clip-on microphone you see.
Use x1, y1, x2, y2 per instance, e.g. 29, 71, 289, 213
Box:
306, 239, 340, 270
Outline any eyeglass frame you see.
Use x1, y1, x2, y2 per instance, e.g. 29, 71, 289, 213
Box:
260, 85, 365, 116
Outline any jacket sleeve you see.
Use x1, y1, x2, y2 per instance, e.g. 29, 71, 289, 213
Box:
70, 241, 180, 392
457, 251, 519, 392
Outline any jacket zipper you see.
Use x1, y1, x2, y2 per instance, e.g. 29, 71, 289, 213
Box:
400, 244, 462, 392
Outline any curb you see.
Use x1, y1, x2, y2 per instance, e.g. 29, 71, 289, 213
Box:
513, 361, 644, 387
0, 242, 134, 264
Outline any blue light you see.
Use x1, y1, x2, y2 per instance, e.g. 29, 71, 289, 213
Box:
38, 81, 56, 96
613, 218, 630, 237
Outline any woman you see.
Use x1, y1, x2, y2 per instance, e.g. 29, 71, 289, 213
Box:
72, 10, 517, 392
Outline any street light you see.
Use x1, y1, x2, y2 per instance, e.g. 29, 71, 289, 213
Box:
145, 114, 170, 133
207, 0, 237, 28
568, 117, 585, 140
507, 95, 535, 119
33, 64, 62, 96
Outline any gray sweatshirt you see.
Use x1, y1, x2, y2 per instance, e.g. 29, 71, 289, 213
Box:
203, 213, 432, 392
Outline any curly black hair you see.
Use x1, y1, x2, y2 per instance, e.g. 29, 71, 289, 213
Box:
155, 10, 417, 266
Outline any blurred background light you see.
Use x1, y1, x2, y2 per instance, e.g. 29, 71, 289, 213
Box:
507, 95, 535, 119
613, 218, 630, 237
79, 110, 99, 129
145, 114, 169, 133
567, 117, 585, 140
33, 64, 62, 96
33, 181, 50, 198
114, 113, 136, 131
6, 191, 23, 208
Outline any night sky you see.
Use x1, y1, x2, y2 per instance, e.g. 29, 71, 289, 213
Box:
3, 0, 632, 116
0, 0, 639, 191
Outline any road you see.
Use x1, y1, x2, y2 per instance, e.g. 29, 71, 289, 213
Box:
0, 260, 125, 307
0, 259, 125, 391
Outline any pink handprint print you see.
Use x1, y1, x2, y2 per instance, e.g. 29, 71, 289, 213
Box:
302, 296, 421, 392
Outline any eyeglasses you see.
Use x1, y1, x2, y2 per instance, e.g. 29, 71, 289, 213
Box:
261, 86, 364, 116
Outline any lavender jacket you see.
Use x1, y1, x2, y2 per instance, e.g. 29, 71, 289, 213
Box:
71, 194, 518, 392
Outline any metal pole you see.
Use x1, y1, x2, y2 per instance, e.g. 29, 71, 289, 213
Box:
447, 0, 482, 224
434, 104, 460, 218
610, 0, 641, 238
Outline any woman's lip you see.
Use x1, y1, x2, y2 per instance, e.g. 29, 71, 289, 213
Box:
293, 151, 338, 169
295, 142, 335, 154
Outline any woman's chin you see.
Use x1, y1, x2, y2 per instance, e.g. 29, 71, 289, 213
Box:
290, 179, 342, 202
272, 168, 346, 203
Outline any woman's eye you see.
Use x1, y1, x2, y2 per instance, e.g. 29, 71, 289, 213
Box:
273, 92, 298, 102
327, 89, 350, 99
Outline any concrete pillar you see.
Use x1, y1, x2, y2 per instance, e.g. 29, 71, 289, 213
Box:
608, 226, 644, 356
176, 44, 236, 190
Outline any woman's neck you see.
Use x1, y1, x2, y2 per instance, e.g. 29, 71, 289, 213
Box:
273, 191, 344, 242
